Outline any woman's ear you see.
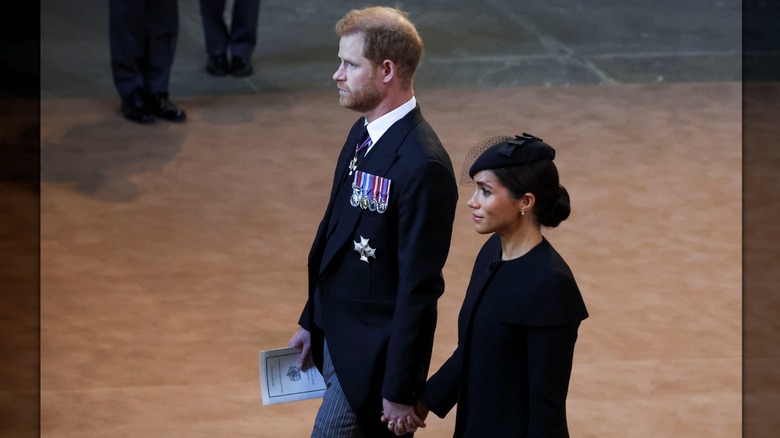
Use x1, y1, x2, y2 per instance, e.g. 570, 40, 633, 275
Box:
519, 193, 536, 215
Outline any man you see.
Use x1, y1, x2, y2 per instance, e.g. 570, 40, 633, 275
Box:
288, 6, 458, 437
198, 0, 261, 77
109, 0, 187, 124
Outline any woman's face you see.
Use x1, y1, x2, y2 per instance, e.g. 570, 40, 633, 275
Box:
467, 170, 524, 235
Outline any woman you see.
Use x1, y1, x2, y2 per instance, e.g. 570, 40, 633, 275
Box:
404, 133, 588, 437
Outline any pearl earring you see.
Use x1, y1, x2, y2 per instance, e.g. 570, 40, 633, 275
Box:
520, 210, 525, 216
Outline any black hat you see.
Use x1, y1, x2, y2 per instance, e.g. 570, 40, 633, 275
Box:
468, 133, 555, 178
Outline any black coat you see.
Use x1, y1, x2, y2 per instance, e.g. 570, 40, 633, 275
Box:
299, 105, 458, 435
422, 235, 588, 437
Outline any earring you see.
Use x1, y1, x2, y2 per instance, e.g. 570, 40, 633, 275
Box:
520, 210, 525, 216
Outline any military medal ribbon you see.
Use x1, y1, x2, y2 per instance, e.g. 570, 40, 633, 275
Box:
351, 171, 391, 214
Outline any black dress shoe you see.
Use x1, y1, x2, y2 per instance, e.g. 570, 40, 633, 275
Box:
120, 90, 155, 124
144, 92, 187, 122
230, 56, 253, 77
206, 54, 229, 76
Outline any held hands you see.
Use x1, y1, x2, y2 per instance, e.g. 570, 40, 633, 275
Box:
380, 399, 428, 436
290, 329, 428, 436
287, 327, 312, 370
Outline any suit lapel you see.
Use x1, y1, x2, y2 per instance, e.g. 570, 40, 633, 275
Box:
331, 121, 367, 202
309, 119, 365, 268
318, 106, 423, 275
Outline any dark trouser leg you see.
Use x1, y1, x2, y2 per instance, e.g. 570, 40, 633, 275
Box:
108, 0, 146, 97
198, 0, 229, 56
227, 0, 260, 58
143, 0, 178, 95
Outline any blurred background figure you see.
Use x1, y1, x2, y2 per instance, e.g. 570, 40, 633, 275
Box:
198, 0, 261, 77
109, 0, 187, 124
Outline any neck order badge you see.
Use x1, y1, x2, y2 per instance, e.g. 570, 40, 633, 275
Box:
348, 134, 372, 176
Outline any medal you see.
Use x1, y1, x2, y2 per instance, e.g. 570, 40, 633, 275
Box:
354, 171, 370, 209
350, 180, 361, 207
348, 155, 358, 176
353, 236, 376, 263
350, 170, 392, 213
368, 174, 379, 211
376, 177, 391, 214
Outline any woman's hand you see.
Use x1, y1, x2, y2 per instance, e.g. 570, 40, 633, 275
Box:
380, 399, 427, 435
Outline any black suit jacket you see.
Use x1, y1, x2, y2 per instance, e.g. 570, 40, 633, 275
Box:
299, 105, 458, 433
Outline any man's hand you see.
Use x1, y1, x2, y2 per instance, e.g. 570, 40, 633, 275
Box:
288, 327, 311, 370
380, 398, 426, 436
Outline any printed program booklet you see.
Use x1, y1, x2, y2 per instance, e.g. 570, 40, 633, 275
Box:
259, 347, 326, 405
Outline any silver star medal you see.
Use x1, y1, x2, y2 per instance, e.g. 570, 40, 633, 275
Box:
353, 236, 376, 263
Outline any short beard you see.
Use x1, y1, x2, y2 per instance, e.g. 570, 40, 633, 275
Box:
340, 76, 384, 113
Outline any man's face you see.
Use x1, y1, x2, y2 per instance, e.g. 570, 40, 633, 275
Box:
333, 33, 384, 113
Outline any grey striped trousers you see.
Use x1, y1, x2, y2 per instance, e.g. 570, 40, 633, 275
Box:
311, 341, 365, 438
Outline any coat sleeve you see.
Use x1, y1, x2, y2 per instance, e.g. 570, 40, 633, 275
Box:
525, 322, 580, 437
420, 345, 462, 418
418, 236, 499, 418
381, 158, 458, 405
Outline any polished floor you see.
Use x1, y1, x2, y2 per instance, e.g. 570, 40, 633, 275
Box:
36, 1, 746, 437
39, 83, 743, 437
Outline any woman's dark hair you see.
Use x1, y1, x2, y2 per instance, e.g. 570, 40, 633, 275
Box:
492, 160, 571, 228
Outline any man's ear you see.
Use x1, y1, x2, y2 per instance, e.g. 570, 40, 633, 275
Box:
381, 59, 395, 84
